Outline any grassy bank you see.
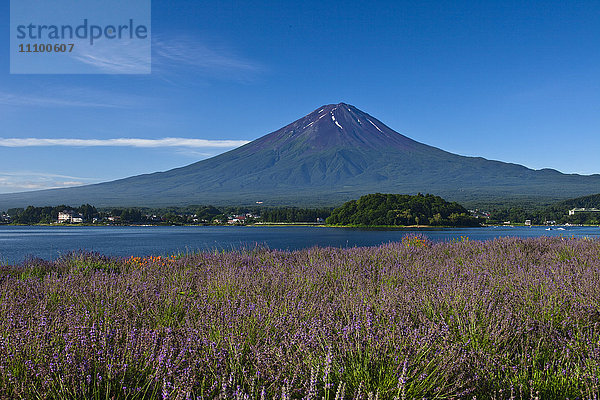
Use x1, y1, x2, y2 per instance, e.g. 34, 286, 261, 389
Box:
0, 236, 599, 399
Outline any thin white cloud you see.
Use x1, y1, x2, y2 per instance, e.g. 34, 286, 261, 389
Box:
0, 181, 86, 190
0, 91, 120, 109
72, 40, 151, 74
60, 181, 87, 187
0, 137, 250, 148
0, 87, 146, 109
153, 36, 263, 81
173, 149, 222, 158
0, 171, 97, 180
0, 172, 97, 193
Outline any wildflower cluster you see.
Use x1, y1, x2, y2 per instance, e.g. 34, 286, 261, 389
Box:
450, 235, 470, 243
126, 255, 179, 268
401, 234, 430, 248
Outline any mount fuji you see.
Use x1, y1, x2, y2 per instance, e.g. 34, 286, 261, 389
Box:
1, 103, 599, 208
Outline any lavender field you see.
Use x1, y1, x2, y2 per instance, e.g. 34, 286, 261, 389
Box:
1, 236, 599, 399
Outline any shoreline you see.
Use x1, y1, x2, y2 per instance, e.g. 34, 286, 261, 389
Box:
2, 222, 599, 228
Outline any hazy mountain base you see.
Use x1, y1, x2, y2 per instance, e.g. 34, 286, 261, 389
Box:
0, 182, 592, 210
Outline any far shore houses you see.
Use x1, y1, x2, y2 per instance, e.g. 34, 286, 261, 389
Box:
58, 210, 84, 223
228, 213, 258, 224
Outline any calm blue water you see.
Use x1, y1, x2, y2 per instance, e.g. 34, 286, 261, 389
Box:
0, 225, 599, 265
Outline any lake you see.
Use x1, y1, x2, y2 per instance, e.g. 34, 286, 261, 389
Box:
1, 224, 599, 265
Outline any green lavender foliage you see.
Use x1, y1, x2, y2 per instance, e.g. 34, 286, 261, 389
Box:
0, 237, 599, 399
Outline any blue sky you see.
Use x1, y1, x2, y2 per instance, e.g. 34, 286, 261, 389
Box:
1, 0, 599, 194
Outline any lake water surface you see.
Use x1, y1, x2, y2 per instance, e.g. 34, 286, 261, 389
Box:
1, 225, 599, 265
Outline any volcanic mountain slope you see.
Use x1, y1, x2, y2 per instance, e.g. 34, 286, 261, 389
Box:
1, 103, 600, 208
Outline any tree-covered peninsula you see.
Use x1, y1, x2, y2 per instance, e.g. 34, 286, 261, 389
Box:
326, 193, 480, 227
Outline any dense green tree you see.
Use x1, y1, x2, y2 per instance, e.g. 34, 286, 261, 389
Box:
78, 204, 99, 221
195, 206, 222, 222
326, 193, 480, 227
6, 208, 24, 217
119, 208, 144, 223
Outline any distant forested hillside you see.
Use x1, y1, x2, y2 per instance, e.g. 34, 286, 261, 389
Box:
543, 193, 600, 224
326, 193, 479, 226
486, 193, 600, 225
552, 193, 600, 209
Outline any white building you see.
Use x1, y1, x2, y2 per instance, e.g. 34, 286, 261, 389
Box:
568, 208, 600, 216
58, 210, 84, 223
58, 211, 73, 223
